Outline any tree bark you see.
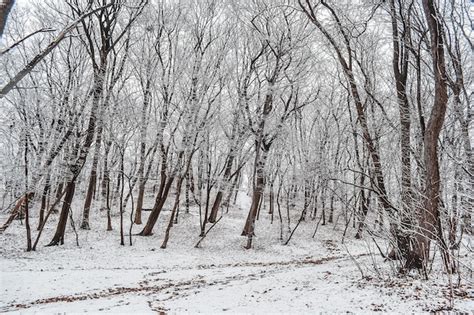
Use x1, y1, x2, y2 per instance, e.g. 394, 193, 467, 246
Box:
0, 0, 14, 38
37, 173, 51, 230
138, 152, 182, 236
389, 0, 413, 257
410, 0, 452, 271
209, 154, 235, 223
47, 181, 76, 246
134, 77, 152, 224
47, 64, 106, 245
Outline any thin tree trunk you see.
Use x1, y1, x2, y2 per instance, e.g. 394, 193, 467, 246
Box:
37, 173, 51, 230
106, 174, 112, 231
119, 152, 125, 245
52, 181, 64, 213
160, 177, 184, 249
100, 141, 112, 211
80, 137, 101, 230
24, 137, 32, 251
134, 78, 152, 224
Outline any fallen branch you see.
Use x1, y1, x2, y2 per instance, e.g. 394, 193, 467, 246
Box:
0, 193, 33, 233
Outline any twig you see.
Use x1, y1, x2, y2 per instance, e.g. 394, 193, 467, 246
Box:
68, 207, 79, 247
195, 216, 223, 248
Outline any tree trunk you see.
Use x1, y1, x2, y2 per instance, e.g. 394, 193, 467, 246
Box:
134, 78, 152, 224
138, 149, 176, 236
80, 142, 100, 230
119, 152, 125, 245
47, 61, 107, 245
209, 154, 235, 223
160, 176, 184, 248
242, 80, 274, 249
24, 137, 32, 251
242, 148, 268, 250
100, 141, 112, 211
139, 173, 175, 236
389, 0, 413, 258
37, 173, 51, 230
410, 0, 452, 272
300, 1, 407, 258
134, 181, 146, 225
47, 181, 76, 246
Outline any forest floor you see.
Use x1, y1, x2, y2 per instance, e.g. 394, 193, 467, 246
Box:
0, 192, 473, 314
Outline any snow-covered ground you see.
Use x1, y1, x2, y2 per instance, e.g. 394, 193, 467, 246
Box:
1, 192, 473, 313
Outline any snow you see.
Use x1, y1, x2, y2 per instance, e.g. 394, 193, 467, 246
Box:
0, 192, 473, 314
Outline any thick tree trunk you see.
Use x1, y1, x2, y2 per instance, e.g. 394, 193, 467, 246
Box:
80, 148, 99, 230
410, 0, 452, 272
209, 154, 235, 223
0, 0, 14, 38
47, 181, 76, 246
47, 62, 107, 245
138, 152, 180, 236
134, 182, 146, 225
299, 1, 406, 258
81, 105, 107, 229
242, 148, 268, 245
242, 81, 274, 249
389, 0, 413, 258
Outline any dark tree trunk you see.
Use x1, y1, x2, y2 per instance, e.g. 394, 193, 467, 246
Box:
100, 141, 112, 210
37, 173, 51, 230
389, 0, 413, 258
51, 181, 64, 213
0, 0, 14, 38
299, 1, 407, 258
160, 176, 184, 248
242, 82, 274, 249
81, 158, 98, 230
47, 61, 107, 245
24, 137, 32, 251
409, 0, 453, 272
47, 181, 76, 246
208, 154, 235, 223
139, 172, 176, 236
242, 147, 268, 240
119, 152, 125, 245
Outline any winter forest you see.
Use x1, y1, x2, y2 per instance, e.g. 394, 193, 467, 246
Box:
0, 0, 473, 313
